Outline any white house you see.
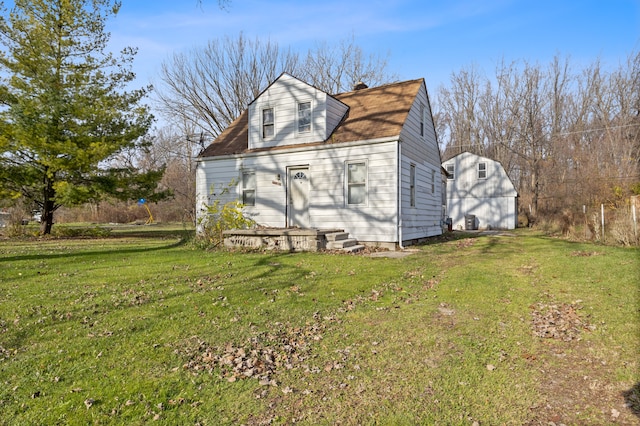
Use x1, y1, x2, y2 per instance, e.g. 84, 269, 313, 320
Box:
442, 152, 518, 230
196, 73, 445, 248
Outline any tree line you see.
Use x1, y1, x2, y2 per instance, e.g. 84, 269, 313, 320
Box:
434, 52, 640, 219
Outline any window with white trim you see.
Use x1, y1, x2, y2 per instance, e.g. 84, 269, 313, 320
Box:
410, 164, 416, 207
262, 107, 274, 138
242, 171, 256, 206
420, 104, 425, 137
298, 101, 311, 133
477, 162, 487, 179
347, 161, 367, 205
446, 163, 454, 180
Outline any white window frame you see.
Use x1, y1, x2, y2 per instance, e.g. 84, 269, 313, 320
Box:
477, 162, 487, 179
297, 101, 311, 133
410, 164, 416, 207
241, 170, 256, 206
446, 163, 454, 180
346, 160, 367, 206
420, 104, 425, 137
262, 107, 274, 139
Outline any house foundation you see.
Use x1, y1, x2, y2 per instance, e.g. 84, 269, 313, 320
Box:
223, 228, 345, 252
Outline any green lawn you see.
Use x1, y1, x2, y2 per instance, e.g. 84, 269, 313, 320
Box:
0, 227, 638, 425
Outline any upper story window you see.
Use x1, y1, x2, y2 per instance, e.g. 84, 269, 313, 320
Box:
242, 171, 256, 206
477, 162, 487, 179
298, 102, 311, 133
262, 108, 274, 139
347, 161, 367, 205
445, 163, 454, 180
420, 104, 425, 137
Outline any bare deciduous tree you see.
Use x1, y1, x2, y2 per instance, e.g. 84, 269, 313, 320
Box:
437, 65, 486, 159
155, 33, 397, 138
299, 36, 397, 95
156, 33, 300, 137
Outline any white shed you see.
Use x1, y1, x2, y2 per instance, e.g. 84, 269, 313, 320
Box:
196, 73, 445, 248
442, 152, 518, 230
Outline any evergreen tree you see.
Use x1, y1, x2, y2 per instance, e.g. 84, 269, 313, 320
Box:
0, 0, 164, 234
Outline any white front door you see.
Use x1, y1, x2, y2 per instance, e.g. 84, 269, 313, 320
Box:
288, 167, 310, 228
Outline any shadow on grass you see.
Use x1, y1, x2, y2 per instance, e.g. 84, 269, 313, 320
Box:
0, 233, 190, 263
416, 230, 482, 246
108, 227, 194, 240
237, 252, 319, 293
623, 382, 640, 418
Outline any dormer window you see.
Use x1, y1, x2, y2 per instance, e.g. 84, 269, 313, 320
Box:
298, 102, 311, 133
262, 107, 274, 138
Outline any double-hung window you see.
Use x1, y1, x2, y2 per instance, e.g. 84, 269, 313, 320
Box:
420, 104, 425, 137
446, 163, 455, 180
477, 162, 487, 179
242, 171, 256, 206
262, 108, 274, 138
347, 161, 367, 205
298, 102, 311, 133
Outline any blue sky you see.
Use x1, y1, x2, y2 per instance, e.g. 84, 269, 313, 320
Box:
108, 0, 639, 96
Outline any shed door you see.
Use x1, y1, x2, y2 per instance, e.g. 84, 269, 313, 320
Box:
288, 167, 310, 228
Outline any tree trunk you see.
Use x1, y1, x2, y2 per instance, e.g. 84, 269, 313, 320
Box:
530, 166, 539, 218
39, 176, 56, 235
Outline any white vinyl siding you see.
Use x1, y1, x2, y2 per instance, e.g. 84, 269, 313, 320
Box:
248, 74, 348, 149
397, 81, 446, 241
197, 140, 400, 243
195, 160, 241, 233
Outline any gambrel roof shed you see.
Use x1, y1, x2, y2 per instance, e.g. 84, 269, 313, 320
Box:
443, 152, 518, 230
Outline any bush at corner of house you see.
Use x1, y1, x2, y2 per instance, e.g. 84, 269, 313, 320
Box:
197, 200, 255, 249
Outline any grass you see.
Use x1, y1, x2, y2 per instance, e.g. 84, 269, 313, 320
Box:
0, 226, 638, 425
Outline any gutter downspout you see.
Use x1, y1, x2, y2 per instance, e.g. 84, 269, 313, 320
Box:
397, 140, 404, 249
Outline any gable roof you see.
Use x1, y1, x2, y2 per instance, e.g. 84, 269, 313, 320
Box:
199, 78, 424, 158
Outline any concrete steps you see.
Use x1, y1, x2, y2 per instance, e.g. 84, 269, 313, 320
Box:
325, 231, 365, 253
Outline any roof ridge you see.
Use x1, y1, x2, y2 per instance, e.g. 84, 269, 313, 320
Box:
334, 77, 424, 96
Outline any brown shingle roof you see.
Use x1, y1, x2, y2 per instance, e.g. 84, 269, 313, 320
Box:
199, 78, 424, 158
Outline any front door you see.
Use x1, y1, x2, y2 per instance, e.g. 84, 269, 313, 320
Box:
288, 167, 310, 228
